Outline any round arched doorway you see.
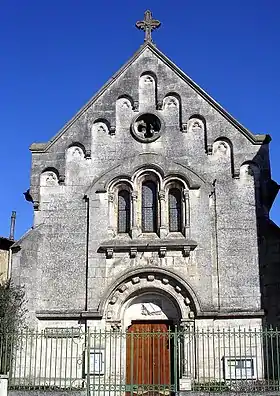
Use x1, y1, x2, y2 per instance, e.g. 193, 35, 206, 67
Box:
122, 290, 181, 328
100, 269, 198, 395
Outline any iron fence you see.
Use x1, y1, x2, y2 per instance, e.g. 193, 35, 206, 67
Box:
0, 327, 280, 393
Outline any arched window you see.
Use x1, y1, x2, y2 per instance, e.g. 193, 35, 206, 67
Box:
142, 181, 157, 232
168, 188, 182, 232
118, 190, 130, 233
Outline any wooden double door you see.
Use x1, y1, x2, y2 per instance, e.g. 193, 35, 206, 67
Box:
126, 322, 174, 394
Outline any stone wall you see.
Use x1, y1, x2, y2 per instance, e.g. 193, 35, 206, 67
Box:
0, 248, 9, 281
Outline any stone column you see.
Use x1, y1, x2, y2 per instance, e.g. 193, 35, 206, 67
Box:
0, 375, 8, 396
131, 191, 138, 239
159, 190, 168, 238
183, 189, 190, 238
108, 192, 115, 236
179, 321, 195, 391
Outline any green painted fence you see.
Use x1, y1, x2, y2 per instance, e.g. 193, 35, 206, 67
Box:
0, 327, 280, 393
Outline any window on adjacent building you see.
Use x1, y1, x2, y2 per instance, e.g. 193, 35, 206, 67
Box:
168, 188, 182, 232
117, 190, 130, 233
142, 181, 157, 232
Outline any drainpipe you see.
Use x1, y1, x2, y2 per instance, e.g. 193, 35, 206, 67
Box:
84, 196, 90, 332
210, 180, 221, 311
7, 211, 16, 280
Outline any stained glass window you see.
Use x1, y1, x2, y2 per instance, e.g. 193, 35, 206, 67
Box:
118, 190, 130, 233
168, 188, 182, 232
142, 181, 157, 232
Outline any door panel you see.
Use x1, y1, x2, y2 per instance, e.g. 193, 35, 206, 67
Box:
126, 323, 171, 393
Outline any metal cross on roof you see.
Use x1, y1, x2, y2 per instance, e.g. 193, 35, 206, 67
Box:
136, 10, 161, 42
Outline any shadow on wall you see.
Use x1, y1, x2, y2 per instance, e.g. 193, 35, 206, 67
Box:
250, 143, 280, 385
250, 144, 280, 329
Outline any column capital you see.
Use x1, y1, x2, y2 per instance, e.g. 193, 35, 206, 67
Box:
159, 190, 165, 200
108, 192, 115, 203
183, 189, 189, 200
131, 191, 138, 200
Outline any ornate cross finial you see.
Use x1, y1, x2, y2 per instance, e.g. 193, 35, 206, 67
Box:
136, 10, 161, 42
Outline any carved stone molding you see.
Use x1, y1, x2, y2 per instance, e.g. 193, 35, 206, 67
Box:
33, 201, 40, 211
181, 123, 188, 133
85, 149, 91, 159
106, 248, 114, 259
58, 175, 65, 185
133, 100, 139, 112
156, 100, 163, 110
104, 271, 196, 323
130, 247, 137, 258
159, 246, 166, 258
109, 126, 116, 135
99, 238, 197, 258
206, 144, 213, 155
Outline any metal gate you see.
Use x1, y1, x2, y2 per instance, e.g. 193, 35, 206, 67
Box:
84, 324, 178, 396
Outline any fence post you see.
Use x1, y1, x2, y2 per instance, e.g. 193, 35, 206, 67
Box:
0, 374, 8, 396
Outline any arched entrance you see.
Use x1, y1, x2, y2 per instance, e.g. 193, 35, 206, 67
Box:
101, 269, 198, 395
123, 292, 180, 395
123, 291, 181, 327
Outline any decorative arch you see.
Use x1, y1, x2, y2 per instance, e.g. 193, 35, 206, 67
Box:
107, 179, 133, 236
139, 71, 157, 109
163, 175, 188, 190
132, 166, 163, 188
84, 153, 206, 196
139, 70, 158, 84
162, 177, 188, 235
67, 141, 86, 152
163, 93, 181, 109
92, 118, 115, 135
240, 161, 261, 184
162, 92, 181, 128
66, 142, 86, 160
40, 167, 60, 186
188, 114, 207, 152
116, 94, 134, 109
99, 267, 201, 323
163, 91, 181, 112
213, 137, 234, 177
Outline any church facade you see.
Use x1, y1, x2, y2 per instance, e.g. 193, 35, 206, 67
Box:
10, 11, 280, 390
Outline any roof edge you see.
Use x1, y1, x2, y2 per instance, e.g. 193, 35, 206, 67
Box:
30, 41, 271, 152
30, 42, 151, 153
147, 44, 271, 145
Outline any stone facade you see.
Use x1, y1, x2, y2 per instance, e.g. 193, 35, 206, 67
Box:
0, 237, 13, 282
10, 19, 280, 390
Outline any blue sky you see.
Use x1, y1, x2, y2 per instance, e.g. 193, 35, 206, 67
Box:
0, 0, 279, 238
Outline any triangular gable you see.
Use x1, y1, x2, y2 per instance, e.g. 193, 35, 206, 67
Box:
30, 41, 270, 153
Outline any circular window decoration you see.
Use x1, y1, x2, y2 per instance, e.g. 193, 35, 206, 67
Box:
131, 113, 162, 143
